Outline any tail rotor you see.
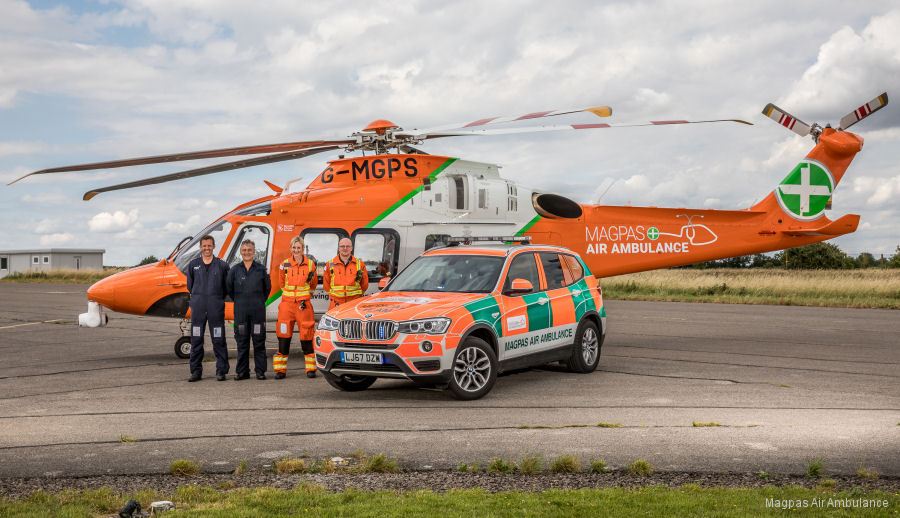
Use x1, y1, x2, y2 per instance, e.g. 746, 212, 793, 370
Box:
762, 92, 889, 140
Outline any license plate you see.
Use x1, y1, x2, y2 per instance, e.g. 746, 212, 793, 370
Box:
342, 351, 383, 364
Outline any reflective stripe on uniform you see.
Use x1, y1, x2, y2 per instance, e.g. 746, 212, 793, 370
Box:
273, 352, 288, 373
328, 258, 363, 298
282, 257, 314, 299
304, 353, 316, 372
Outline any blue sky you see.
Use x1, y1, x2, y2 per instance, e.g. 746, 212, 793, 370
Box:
1, 0, 898, 265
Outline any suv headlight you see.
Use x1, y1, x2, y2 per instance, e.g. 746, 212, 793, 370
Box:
318, 314, 340, 331
397, 318, 451, 334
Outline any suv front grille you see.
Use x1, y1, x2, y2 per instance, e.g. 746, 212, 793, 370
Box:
338, 319, 363, 340
338, 319, 397, 341
365, 320, 396, 341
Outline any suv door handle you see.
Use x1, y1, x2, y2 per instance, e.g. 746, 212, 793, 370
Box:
537, 297, 549, 305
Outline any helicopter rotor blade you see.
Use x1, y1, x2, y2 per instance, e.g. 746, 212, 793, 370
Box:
399, 105, 613, 137
761, 103, 811, 136
8, 139, 354, 186
838, 92, 888, 131
415, 118, 751, 137
82, 145, 341, 200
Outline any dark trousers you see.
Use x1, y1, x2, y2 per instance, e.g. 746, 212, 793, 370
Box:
189, 313, 229, 376
234, 320, 266, 376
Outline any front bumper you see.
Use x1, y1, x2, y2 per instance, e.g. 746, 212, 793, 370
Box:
315, 330, 456, 384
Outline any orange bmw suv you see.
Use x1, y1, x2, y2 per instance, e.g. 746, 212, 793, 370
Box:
314, 241, 606, 400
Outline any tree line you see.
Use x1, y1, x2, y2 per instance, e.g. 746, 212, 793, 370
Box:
683, 243, 900, 269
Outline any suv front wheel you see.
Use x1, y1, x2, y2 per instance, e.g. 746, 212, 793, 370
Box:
322, 371, 378, 392
566, 319, 601, 373
447, 336, 497, 400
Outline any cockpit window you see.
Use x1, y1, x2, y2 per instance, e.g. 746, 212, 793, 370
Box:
174, 219, 233, 274
234, 201, 272, 217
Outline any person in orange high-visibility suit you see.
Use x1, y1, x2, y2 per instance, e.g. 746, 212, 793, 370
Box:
323, 238, 369, 310
275, 235, 318, 379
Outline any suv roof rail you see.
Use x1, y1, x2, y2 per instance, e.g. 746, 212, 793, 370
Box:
441, 236, 532, 247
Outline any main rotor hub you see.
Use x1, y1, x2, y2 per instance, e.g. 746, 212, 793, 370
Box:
348, 119, 420, 154
362, 119, 400, 135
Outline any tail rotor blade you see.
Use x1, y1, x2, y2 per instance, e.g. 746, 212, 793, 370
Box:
838, 92, 888, 130
762, 103, 811, 136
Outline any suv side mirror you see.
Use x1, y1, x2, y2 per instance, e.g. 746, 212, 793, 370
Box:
504, 278, 533, 295
378, 277, 390, 290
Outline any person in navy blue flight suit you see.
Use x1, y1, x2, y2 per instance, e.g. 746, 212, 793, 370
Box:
185, 234, 230, 382
225, 239, 271, 380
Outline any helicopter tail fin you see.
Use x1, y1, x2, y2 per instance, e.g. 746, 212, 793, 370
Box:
750, 127, 863, 221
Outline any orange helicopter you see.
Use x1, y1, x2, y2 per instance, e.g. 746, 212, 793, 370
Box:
9, 93, 889, 358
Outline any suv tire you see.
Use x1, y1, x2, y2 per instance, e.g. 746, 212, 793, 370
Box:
322, 371, 377, 392
566, 319, 601, 373
447, 336, 497, 400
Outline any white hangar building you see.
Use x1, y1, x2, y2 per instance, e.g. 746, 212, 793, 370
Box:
0, 249, 105, 279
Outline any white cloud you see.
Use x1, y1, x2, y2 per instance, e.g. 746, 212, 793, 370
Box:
33, 218, 62, 234
39, 232, 73, 245
782, 10, 900, 128
0, 141, 48, 157
851, 174, 900, 207
21, 192, 67, 204
88, 209, 140, 232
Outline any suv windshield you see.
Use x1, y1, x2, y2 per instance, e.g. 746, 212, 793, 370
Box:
387, 254, 504, 293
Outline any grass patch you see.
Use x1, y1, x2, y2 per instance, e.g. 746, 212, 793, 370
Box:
519, 455, 544, 475
817, 479, 836, 491
549, 455, 579, 473
807, 457, 825, 478
596, 421, 623, 428
307, 459, 337, 474
360, 454, 400, 473
273, 457, 306, 474
856, 466, 879, 479
589, 459, 610, 474
692, 421, 721, 427
0, 267, 125, 284
118, 435, 138, 443
602, 268, 900, 309
348, 448, 367, 459
169, 459, 200, 476
487, 458, 517, 474
6, 485, 896, 517
757, 470, 769, 480
233, 459, 248, 475
457, 462, 481, 473
628, 459, 653, 476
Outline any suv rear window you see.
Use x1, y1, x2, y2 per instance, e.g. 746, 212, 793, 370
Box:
539, 252, 567, 290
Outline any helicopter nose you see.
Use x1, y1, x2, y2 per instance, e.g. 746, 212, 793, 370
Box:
87, 276, 116, 308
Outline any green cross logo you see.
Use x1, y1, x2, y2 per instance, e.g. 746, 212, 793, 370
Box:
776, 160, 834, 220
647, 227, 660, 240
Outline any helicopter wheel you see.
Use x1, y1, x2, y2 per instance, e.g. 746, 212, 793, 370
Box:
174, 336, 192, 359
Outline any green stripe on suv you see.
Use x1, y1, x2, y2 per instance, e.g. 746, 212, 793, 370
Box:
522, 292, 552, 331
464, 295, 503, 337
